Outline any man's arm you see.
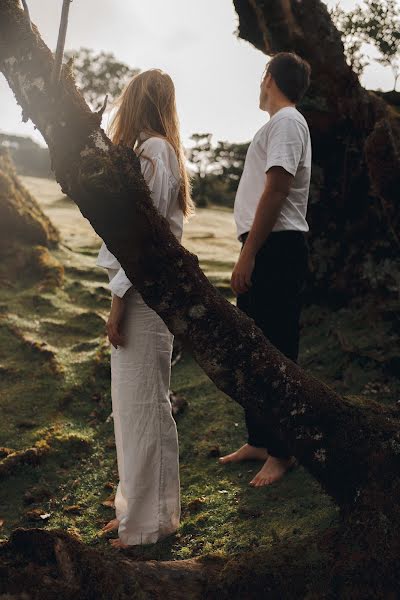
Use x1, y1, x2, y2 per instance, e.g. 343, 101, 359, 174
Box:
231, 166, 294, 295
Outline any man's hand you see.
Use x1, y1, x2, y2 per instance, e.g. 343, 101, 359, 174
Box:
232, 166, 293, 297
107, 295, 127, 348
231, 249, 255, 296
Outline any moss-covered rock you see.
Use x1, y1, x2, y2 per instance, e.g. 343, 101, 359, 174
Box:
0, 149, 59, 249
0, 150, 62, 286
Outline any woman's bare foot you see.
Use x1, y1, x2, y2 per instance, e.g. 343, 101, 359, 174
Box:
219, 443, 269, 464
249, 456, 296, 487
101, 518, 119, 533
109, 537, 129, 549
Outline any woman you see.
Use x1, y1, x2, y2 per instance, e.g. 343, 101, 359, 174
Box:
96, 69, 194, 548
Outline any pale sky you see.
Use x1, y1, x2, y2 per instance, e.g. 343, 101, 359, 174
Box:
0, 0, 397, 147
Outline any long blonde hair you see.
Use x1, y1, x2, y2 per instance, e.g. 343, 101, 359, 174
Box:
108, 69, 194, 218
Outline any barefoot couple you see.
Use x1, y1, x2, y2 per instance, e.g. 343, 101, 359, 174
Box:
96, 52, 312, 547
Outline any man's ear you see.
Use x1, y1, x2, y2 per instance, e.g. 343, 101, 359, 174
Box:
264, 72, 272, 88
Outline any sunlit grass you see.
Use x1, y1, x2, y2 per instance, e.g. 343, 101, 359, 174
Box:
0, 176, 398, 562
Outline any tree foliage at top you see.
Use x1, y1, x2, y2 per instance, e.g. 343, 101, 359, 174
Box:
331, 0, 400, 89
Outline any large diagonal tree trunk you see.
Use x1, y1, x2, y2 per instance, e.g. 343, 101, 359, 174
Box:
0, 1, 399, 597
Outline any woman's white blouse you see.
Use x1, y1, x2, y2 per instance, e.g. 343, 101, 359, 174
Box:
96, 137, 183, 298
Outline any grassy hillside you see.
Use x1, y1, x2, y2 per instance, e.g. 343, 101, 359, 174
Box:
0, 176, 398, 562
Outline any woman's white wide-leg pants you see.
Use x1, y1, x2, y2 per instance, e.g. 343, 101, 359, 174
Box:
108, 271, 180, 546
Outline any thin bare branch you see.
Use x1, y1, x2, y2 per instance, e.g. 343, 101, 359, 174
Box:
20, 0, 31, 30
51, 0, 73, 86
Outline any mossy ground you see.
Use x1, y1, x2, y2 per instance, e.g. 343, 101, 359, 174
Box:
0, 177, 398, 564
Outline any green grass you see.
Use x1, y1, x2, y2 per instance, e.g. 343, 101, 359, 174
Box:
0, 227, 399, 564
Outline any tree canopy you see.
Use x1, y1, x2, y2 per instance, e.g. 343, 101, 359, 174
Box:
331, 0, 400, 89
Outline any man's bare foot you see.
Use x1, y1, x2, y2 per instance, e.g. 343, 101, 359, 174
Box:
109, 537, 129, 549
101, 518, 119, 533
249, 455, 296, 487
219, 443, 269, 465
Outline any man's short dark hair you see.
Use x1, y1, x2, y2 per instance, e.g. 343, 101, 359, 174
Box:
266, 53, 311, 104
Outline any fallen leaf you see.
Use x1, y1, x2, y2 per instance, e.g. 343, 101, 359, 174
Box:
63, 505, 82, 514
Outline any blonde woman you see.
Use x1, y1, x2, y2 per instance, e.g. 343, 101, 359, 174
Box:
96, 69, 193, 548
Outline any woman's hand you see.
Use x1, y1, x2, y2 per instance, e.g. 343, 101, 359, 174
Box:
107, 295, 127, 349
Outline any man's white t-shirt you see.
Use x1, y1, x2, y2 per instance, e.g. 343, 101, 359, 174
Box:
234, 106, 312, 240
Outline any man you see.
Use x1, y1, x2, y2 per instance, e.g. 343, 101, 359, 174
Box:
219, 52, 312, 487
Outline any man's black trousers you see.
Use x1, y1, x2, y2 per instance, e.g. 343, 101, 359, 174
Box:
236, 230, 309, 459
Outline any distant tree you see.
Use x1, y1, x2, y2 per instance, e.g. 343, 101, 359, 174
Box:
186, 133, 214, 207
187, 135, 249, 208
65, 47, 140, 110
213, 141, 249, 194
332, 0, 400, 89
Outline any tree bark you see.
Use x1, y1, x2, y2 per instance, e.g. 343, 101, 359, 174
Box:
0, 1, 399, 596
0, 527, 327, 599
